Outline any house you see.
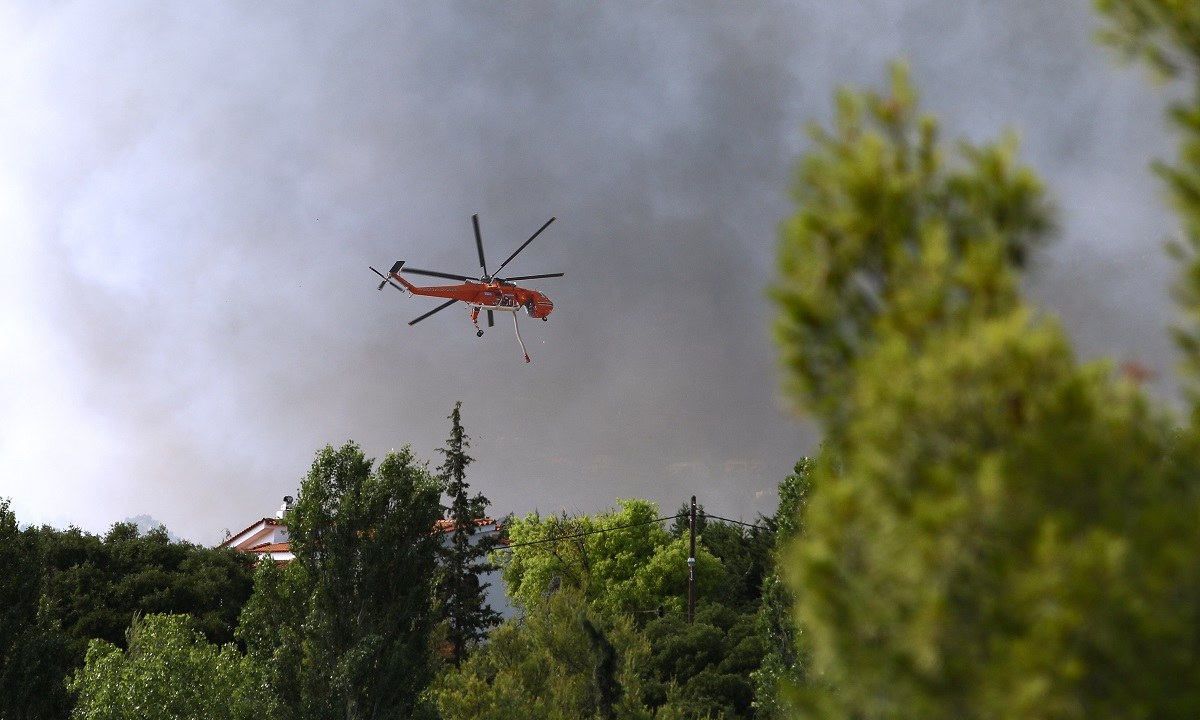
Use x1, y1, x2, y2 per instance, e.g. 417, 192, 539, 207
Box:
222, 499, 295, 564
222, 498, 513, 617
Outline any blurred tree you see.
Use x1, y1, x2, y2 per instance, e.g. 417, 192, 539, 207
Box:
772, 64, 1200, 718
245, 442, 443, 720
435, 401, 501, 665
68, 613, 271, 720
1095, 1, 1200, 399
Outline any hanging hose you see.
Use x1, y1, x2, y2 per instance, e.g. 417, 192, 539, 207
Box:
512, 312, 530, 363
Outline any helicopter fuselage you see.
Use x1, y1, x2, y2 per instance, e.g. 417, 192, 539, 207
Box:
389, 273, 554, 319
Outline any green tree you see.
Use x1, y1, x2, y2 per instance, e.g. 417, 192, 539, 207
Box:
432, 587, 655, 720
669, 503, 774, 612
236, 559, 306, 720
500, 499, 724, 618
435, 402, 501, 665
643, 603, 766, 719
244, 442, 444, 720
1, 502, 250, 720
750, 460, 812, 719
1094, 1, 1200, 397
37, 522, 255, 663
772, 64, 1200, 718
68, 613, 271, 720
0, 499, 74, 720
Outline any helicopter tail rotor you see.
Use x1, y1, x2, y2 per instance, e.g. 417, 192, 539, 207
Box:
370, 262, 406, 292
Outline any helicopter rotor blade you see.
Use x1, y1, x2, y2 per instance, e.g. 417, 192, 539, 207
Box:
487, 310, 494, 327
408, 298, 459, 326
473, 214, 488, 280
493, 216, 555, 279
401, 267, 475, 282
503, 272, 564, 282
369, 266, 405, 292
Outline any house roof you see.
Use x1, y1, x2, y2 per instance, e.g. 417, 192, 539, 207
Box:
224, 515, 502, 561
248, 542, 292, 554
434, 516, 499, 534
221, 517, 282, 548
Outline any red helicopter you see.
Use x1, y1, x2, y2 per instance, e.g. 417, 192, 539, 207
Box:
370, 214, 562, 362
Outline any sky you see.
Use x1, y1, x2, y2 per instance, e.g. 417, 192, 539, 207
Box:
0, 0, 1184, 544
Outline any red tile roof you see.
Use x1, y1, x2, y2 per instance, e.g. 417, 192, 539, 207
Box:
249, 542, 292, 554
434, 516, 498, 534
225, 516, 502, 559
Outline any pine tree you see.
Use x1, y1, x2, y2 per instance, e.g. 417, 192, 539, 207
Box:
772, 65, 1200, 717
435, 402, 501, 665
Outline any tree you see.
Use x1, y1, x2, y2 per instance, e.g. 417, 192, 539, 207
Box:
0, 499, 74, 720
643, 603, 766, 719
37, 522, 255, 663
236, 559, 306, 720
669, 501, 776, 610
68, 613, 271, 720
772, 64, 1200, 718
1, 502, 250, 720
435, 401, 501, 665
750, 460, 812, 719
500, 499, 724, 618
431, 587, 655, 720
1094, 1, 1200, 398
244, 442, 444, 720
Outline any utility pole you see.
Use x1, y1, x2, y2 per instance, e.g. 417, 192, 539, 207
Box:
687, 495, 696, 625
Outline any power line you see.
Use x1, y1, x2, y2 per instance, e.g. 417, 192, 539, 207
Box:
703, 514, 762, 530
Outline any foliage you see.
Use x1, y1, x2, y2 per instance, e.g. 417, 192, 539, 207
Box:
693, 520, 773, 612
499, 497, 777, 718
242, 441, 444, 720
772, 63, 1053, 428
772, 64, 1200, 718
435, 401, 502, 665
500, 499, 724, 618
1, 500, 252, 720
1094, 0, 1200, 79
68, 613, 270, 720
37, 521, 255, 663
236, 558, 307, 720
670, 500, 774, 613
0, 498, 74, 720
1095, 0, 1200, 402
431, 587, 655, 720
643, 603, 766, 719
750, 460, 812, 719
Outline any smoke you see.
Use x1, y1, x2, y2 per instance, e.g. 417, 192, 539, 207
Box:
0, 0, 1180, 542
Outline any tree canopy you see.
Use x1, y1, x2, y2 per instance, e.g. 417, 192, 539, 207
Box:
500, 499, 724, 618
68, 613, 270, 720
435, 401, 502, 665
240, 442, 444, 720
773, 63, 1200, 718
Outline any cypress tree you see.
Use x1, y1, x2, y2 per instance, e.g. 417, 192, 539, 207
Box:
435, 402, 501, 665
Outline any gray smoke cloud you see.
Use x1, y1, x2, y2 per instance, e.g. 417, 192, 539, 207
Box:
0, 0, 1181, 542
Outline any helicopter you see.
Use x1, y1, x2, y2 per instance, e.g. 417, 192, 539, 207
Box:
370, 214, 562, 363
